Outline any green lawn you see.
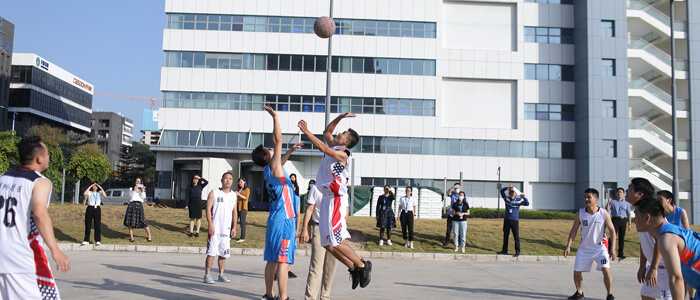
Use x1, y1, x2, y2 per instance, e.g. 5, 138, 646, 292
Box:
50, 203, 698, 257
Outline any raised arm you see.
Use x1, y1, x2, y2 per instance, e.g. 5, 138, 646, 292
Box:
264, 105, 285, 178
83, 183, 94, 196
97, 184, 106, 197
199, 178, 208, 188
281, 142, 304, 165
564, 213, 581, 257
32, 179, 70, 273
605, 198, 612, 211
323, 113, 356, 147
298, 120, 349, 165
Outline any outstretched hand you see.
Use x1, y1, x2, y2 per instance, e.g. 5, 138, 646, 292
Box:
339, 112, 357, 119
263, 105, 277, 117
298, 120, 309, 133
291, 142, 304, 150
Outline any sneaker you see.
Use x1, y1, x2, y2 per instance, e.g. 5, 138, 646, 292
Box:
410, 242, 414, 249
237, 239, 245, 243
454, 247, 458, 252
443, 241, 449, 247
96, 242, 101, 246
194, 233, 199, 238
606, 295, 614, 300
386, 240, 392, 246
81, 241, 89, 245
618, 255, 626, 259
514, 252, 520, 257
404, 242, 408, 248
567, 291, 584, 300
497, 251, 507, 255
288, 271, 297, 278
359, 260, 372, 288
260, 294, 279, 300
203, 274, 214, 284
188, 232, 193, 238
349, 267, 361, 290
379, 240, 384, 246
461, 247, 465, 253
218, 274, 230, 283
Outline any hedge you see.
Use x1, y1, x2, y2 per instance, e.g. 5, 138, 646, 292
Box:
447, 207, 576, 220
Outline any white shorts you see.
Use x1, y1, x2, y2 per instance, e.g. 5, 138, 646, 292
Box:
319, 193, 351, 248
640, 266, 671, 300
574, 246, 611, 272
206, 233, 231, 258
0, 273, 42, 300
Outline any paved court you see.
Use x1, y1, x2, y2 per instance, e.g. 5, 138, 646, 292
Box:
51, 250, 647, 300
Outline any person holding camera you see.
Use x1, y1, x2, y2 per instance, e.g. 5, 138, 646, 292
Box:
443, 183, 462, 247
123, 177, 152, 242
82, 182, 106, 245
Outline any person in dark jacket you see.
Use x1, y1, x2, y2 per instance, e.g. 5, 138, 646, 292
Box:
185, 175, 208, 237
497, 185, 529, 257
375, 185, 396, 246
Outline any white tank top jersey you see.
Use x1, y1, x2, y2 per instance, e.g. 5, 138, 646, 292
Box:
211, 188, 237, 235
0, 167, 51, 274
578, 207, 608, 250
315, 145, 351, 197
639, 232, 665, 267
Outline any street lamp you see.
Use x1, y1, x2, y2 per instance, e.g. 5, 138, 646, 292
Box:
0, 105, 18, 135
324, 0, 335, 126
670, 0, 679, 207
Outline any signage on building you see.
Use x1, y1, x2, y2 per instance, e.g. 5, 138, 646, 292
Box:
35, 57, 49, 71
152, 111, 159, 122
73, 78, 93, 92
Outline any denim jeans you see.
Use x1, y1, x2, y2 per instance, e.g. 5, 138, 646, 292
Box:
452, 220, 467, 247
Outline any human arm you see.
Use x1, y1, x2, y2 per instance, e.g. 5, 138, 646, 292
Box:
300, 204, 314, 244
645, 241, 661, 287
298, 120, 349, 165
627, 203, 632, 230
199, 177, 208, 188
658, 233, 686, 299
605, 198, 612, 211
206, 191, 215, 236
564, 213, 580, 257
31, 179, 70, 273
322, 113, 356, 147
604, 212, 617, 261
413, 198, 417, 219
184, 187, 190, 209
230, 202, 238, 238
281, 142, 304, 165
97, 184, 106, 197
682, 210, 690, 229
500, 187, 513, 205
83, 183, 94, 196
264, 105, 285, 178
237, 188, 249, 200
638, 244, 648, 284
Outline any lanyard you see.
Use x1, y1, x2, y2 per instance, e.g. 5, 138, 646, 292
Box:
382, 195, 388, 210
92, 192, 100, 207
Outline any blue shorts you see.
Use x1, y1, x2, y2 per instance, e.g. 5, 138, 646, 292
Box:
264, 217, 297, 264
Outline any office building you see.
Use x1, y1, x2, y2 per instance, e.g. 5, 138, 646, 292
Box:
90, 111, 134, 171
0, 17, 14, 131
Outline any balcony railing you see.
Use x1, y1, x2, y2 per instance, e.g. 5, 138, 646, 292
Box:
629, 77, 671, 105
630, 118, 672, 145
628, 0, 670, 27
630, 158, 673, 185
629, 38, 671, 66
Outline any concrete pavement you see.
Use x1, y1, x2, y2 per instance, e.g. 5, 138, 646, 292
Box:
54, 249, 644, 300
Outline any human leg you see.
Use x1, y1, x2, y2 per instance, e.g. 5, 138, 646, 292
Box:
264, 262, 278, 298
444, 217, 453, 245
128, 227, 134, 241
145, 226, 152, 240
386, 228, 391, 241
324, 244, 358, 268
189, 219, 195, 234
218, 256, 226, 275
513, 220, 521, 254
204, 255, 214, 275
602, 267, 613, 296
400, 212, 408, 243
320, 246, 338, 300
407, 212, 414, 242
501, 219, 511, 253
573, 271, 583, 293
305, 224, 324, 300
196, 218, 202, 234
239, 209, 247, 239
459, 221, 467, 248
379, 228, 385, 241
277, 262, 290, 300
94, 207, 102, 243
84, 207, 93, 242
0, 273, 42, 300
617, 219, 626, 257
452, 220, 459, 248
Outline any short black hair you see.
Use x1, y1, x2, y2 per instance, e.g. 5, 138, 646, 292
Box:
346, 128, 359, 149
584, 188, 599, 198
454, 183, 460, 186
635, 197, 665, 218
251, 144, 268, 167
18, 135, 44, 165
631, 178, 655, 199
405, 186, 413, 192
222, 172, 233, 179
616, 187, 625, 193
657, 190, 675, 205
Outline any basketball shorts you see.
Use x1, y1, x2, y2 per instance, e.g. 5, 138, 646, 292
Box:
319, 193, 351, 248
640, 265, 671, 300
574, 245, 611, 272
207, 233, 231, 258
0, 273, 42, 300
264, 217, 297, 264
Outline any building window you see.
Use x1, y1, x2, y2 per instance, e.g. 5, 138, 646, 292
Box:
601, 21, 615, 37
602, 100, 616, 118
602, 59, 616, 76
99, 119, 110, 127
524, 27, 574, 44
524, 103, 574, 121
603, 140, 617, 157
98, 130, 109, 139
524, 64, 574, 81
524, 0, 573, 3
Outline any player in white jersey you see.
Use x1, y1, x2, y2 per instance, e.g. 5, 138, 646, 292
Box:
564, 188, 617, 300
0, 136, 70, 300
298, 112, 372, 290
203, 172, 237, 284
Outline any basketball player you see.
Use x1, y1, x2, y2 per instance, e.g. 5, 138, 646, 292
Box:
297, 112, 372, 290
0, 136, 70, 300
564, 188, 617, 300
203, 172, 237, 284
633, 195, 700, 300
251, 105, 302, 300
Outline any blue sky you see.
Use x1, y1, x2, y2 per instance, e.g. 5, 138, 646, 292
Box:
4, 0, 166, 140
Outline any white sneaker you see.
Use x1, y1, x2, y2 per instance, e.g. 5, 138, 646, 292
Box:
81, 241, 89, 245
461, 247, 465, 253
454, 247, 458, 252
379, 240, 384, 246
387, 240, 392, 246
404, 242, 408, 247
236, 239, 245, 243
410, 242, 414, 249
96, 242, 101, 246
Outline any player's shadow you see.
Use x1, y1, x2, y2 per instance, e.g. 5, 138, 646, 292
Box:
521, 237, 564, 249
62, 278, 258, 300
53, 228, 80, 243
99, 224, 130, 239
147, 219, 185, 233
162, 263, 263, 279
396, 283, 566, 299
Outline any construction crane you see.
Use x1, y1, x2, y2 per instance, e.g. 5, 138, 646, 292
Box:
94, 93, 162, 109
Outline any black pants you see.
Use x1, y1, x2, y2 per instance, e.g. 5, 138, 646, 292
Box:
502, 219, 520, 253
379, 228, 392, 240
239, 209, 247, 239
445, 217, 453, 243
400, 211, 414, 242
84, 206, 102, 242
610, 217, 627, 256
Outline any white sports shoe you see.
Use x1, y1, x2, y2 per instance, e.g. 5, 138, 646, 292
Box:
379, 240, 384, 246
461, 247, 465, 253
81, 241, 89, 245
96, 242, 101, 246
387, 240, 392, 246
454, 247, 458, 252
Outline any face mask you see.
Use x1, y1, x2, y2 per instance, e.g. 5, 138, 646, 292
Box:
458, 195, 464, 200
455, 188, 460, 194
309, 184, 315, 188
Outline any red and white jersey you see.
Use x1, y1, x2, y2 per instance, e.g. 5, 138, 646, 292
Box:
210, 188, 237, 235
0, 167, 51, 274
578, 206, 608, 251
316, 145, 351, 198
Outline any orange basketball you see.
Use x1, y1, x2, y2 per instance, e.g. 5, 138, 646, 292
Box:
314, 16, 336, 39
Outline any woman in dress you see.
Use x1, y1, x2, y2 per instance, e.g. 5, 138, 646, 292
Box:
375, 185, 396, 246
236, 177, 250, 243
185, 175, 208, 237
397, 186, 418, 249
123, 177, 152, 242
450, 191, 470, 253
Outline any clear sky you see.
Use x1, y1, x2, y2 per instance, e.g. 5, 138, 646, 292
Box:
4, 0, 166, 140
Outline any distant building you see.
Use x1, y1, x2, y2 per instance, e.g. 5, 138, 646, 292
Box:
90, 111, 133, 171
140, 108, 160, 145
140, 130, 160, 146
0, 17, 14, 131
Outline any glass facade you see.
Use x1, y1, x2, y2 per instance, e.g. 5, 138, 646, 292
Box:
524, 103, 575, 121
10, 65, 92, 109
524, 27, 574, 44
524, 64, 575, 81
8, 89, 91, 127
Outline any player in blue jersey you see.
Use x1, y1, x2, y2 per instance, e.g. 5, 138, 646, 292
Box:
251, 105, 303, 300
634, 195, 700, 300
657, 190, 689, 229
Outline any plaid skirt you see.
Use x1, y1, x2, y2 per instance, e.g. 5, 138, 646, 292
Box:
123, 201, 149, 228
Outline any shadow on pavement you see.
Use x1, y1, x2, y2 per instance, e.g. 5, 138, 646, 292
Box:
54, 228, 80, 243
396, 282, 566, 300
162, 263, 264, 279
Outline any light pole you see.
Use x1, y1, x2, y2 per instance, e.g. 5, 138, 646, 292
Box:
670, 0, 679, 201
0, 105, 18, 135
324, 0, 335, 127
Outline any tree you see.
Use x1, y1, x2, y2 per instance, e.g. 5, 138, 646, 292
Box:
28, 124, 68, 146
0, 131, 20, 173
115, 142, 156, 187
68, 144, 111, 184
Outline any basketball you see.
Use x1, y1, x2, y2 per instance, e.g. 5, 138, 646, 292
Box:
314, 16, 336, 39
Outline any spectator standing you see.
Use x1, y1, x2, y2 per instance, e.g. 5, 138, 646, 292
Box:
443, 183, 461, 247
123, 177, 152, 242
605, 188, 630, 259
450, 191, 470, 253
82, 182, 105, 245
498, 185, 529, 257
236, 177, 250, 243
376, 185, 396, 246
185, 175, 208, 238
398, 186, 417, 249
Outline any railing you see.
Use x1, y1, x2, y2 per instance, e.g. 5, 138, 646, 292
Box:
639, 147, 664, 161
629, 77, 672, 105
640, 69, 662, 82
640, 108, 663, 121
630, 118, 673, 145
640, 31, 662, 44
628, 0, 670, 27
630, 158, 673, 186
629, 38, 671, 65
